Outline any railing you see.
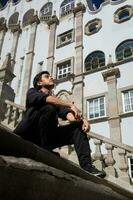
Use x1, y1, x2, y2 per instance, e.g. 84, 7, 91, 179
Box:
87, 131, 133, 184
1, 100, 25, 130
1, 99, 133, 185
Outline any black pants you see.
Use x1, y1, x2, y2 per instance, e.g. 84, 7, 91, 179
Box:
38, 104, 92, 169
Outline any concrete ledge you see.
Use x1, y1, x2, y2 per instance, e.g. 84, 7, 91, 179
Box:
0, 124, 133, 200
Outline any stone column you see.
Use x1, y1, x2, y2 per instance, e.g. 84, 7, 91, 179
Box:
10, 23, 21, 72
0, 53, 15, 122
102, 67, 121, 142
21, 16, 39, 106
0, 22, 7, 57
73, 3, 86, 112
47, 15, 59, 76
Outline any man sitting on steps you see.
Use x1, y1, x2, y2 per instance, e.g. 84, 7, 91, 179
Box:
14, 71, 106, 178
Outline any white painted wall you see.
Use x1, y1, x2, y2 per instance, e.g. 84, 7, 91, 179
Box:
121, 117, 133, 146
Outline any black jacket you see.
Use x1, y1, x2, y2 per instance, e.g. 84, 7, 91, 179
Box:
14, 88, 71, 143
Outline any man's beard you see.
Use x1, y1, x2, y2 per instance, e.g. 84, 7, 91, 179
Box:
42, 83, 54, 90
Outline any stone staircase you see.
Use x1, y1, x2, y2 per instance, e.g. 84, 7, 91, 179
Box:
0, 100, 133, 199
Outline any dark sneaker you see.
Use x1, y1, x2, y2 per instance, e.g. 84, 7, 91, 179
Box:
84, 165, 106, 178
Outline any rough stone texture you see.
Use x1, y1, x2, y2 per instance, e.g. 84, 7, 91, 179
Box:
0, 54, 15, 122
102, 68, 121, 142
0, 155, 133, 200
0, 124, 133, 200
21, 22, 38, 106
47, 15, 59, 76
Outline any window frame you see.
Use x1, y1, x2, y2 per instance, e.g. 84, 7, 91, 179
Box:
54, 57, 74, 81
39, 2, 53, 22
116, 40, 133, 62
56, 29, 74, 48
87, 96, 106, 120
60, 0, 75, 17
122, 89, 133, 113
114, 5, 133, 23
85, 18, 102, 36
85, 51, 105, 73
57, 60, 71, 80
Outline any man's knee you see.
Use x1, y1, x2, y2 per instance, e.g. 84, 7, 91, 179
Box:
40, 104, 56, 116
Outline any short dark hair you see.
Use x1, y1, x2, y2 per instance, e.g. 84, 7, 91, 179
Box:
33, 71, 50, 89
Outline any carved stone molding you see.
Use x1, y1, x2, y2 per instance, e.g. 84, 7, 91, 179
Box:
73, 2, 86, 15
47, 15, 59, 27
102, 68, 120, 82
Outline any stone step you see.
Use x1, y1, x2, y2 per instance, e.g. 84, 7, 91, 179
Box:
0, 124, 133, 200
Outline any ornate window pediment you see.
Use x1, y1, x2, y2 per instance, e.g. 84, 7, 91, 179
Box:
22, 9, 35, 27
114, 5, 133, 23
116, 40, 133, 62
85, 18, 102, 36
8, 12, 19, 29
85, 51, 105, 72
39, 2, 53, 22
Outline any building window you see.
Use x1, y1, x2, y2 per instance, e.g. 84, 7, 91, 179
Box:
8, 12, 19, 29
87, 96, 106, 119
114, 5, 132, 23
0, 0, 8, 10
57, 60, 71, 79
39, 2, 53, 21
116, 40, 133, 62
122, 90, 133, 113
86, 0, 103, 11
17, 57, 24, 94
128, 157, 133, 181
37, 61, 43, 73
60, 0, 74, 17
85, 18, 102, 36
85, 51, 105, 72
22, 9, 35, 27
12, 0, 21, 5
57, 29, 74, 48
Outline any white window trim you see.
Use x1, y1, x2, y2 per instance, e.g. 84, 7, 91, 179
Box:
87, 96, 106, 120
54, 57, 74, 80
122, 90, 133, 113
57, 60, 71, 80
60, 1, 74, 17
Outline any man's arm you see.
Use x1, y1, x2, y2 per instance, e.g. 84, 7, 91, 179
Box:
66, 112, 91, 132
46, 95, 80, 119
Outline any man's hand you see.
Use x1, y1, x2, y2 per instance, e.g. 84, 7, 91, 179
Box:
82, 118, 91, 132
66, 112, 76, 122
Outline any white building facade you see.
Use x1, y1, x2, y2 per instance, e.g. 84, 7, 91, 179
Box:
0, 0, 133, 180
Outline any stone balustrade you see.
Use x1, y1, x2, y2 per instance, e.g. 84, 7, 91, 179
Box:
1, 99, 133, 185
87, 131, 133, 184
1, 100, 25, 130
